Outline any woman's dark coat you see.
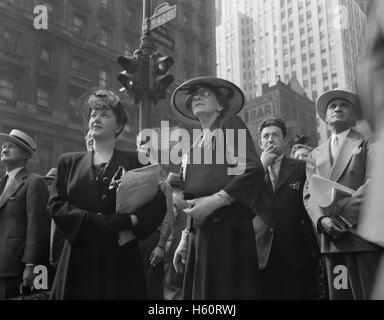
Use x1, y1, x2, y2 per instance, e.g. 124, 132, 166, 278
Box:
48, 150, 166, 299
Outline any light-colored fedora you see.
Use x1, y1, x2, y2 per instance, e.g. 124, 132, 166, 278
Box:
170, 76, 245, 124
44, 167, 57, 180
0, 129, 38, 163
316, 88, 363, 122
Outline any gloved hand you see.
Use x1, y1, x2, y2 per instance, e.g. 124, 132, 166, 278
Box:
173, 229, 189, 274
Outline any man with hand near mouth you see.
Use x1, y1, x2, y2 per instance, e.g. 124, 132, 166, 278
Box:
253, 118, 319, 300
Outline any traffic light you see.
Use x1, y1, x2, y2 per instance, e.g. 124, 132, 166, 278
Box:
117, 52, 144, 105
149, 52, 175, 104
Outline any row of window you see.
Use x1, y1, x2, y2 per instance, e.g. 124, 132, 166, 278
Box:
0, 72, 110, 110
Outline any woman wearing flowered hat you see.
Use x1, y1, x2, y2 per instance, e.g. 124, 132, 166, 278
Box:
48, 88, 167, 299
171, 77, 265, 299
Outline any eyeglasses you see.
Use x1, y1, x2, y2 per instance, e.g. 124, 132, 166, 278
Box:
191, 89, 212, 102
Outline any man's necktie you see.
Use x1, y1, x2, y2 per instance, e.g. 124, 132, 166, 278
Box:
0, 174, 8, 196
268, 164, 277, 191
331, 136, 340, 161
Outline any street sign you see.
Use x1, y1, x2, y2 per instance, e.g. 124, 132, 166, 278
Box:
152, 26, 175, 51
143, 2, 177, 32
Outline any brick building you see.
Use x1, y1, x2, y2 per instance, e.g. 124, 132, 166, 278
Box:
0, 0, 216, 174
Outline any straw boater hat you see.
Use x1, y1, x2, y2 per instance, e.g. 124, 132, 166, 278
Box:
0, 129, 38, 163
171, 76, 245, 124
316, 88, 363, 123
45, 168, 57, 180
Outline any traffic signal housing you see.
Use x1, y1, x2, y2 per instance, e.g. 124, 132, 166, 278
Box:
149, 52, 175, 105
117, 53, 145, 105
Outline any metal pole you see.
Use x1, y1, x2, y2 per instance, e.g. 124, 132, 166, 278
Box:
139, 0, 155, 131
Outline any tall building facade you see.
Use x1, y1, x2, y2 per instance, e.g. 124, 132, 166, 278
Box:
216, 0, 367, 144
243, 78, 318, 152
0, 0, 215, 174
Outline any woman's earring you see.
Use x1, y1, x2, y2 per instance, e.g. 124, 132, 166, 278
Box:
217, 106, 224, 112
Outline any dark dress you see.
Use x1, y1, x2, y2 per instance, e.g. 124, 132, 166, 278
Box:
181, 115, 265, 300
48, 149, 167, 299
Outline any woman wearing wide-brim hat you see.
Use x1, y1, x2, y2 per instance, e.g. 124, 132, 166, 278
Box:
171, 77, 265, 299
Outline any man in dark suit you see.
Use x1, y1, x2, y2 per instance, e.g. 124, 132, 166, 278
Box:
304, 89, 383, 300
0, 129, 50, 299
253, 118, 318, 300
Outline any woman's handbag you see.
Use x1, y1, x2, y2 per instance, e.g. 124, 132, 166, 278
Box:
115, 164, 160, 245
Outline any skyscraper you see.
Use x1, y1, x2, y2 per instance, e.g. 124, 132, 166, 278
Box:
216, 0, 368, 144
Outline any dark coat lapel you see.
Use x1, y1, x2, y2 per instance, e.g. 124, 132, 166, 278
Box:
316, 140, 333, 178
329, 129, 363, 182
274, 157, 296, 193
80, 151, 96, 183
0, 168, 28, 209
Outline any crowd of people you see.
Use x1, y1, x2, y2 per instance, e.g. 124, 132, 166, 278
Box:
1, 0, 384, 300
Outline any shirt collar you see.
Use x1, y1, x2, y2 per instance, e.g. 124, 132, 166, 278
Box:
331, 128, 351, 145
6, 167, 24, 180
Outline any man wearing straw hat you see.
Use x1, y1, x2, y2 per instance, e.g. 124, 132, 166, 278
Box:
304, 89, 382, 300
0, 129, 50, 299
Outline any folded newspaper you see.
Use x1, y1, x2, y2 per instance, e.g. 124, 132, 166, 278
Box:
308, 174, 354, 214
115, 164, 160, 245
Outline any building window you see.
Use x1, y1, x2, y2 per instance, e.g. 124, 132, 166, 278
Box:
40, 46, 52, 65
100, 27, 110, 46
71, 56, 84, 75
37, 87, 50, 107
69, 92, 83, 122
99, 70, 109, 88
125, 5, 135, 25
100, 0, 108, 9
4, 28, 19, 52
0, 74, 16, 100
124, 39, 132, 56
73, 14, 85, 35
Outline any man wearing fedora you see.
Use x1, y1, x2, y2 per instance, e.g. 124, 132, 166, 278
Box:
304, 89, 383, 300
0, 129, 50, 299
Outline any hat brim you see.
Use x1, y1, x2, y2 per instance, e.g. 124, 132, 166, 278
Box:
0, 134, 39, 163
316, 89, 363, 123
171, 77, 245, 124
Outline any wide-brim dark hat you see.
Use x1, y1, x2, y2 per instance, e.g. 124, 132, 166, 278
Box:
316, 88, 363, 123
0, 129, 39, 163
171, 76, 245, 123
